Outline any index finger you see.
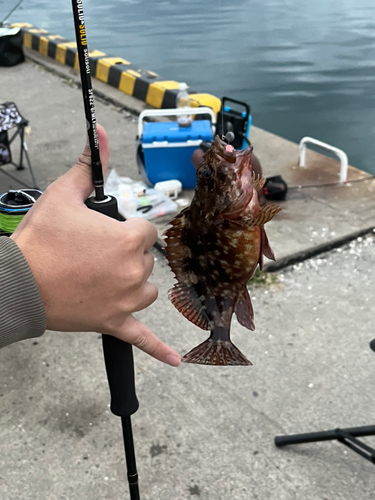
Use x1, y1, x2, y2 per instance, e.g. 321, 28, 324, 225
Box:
113, 316, 181, 367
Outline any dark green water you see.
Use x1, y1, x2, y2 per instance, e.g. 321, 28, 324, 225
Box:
5, 0, 375, 174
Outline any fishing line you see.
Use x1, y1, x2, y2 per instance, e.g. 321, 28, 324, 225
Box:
0, 0, 24, 25
219, 0, 225, 140
0, 189, 43, 236
216, 0, 237, 147
287, 174, 375, 191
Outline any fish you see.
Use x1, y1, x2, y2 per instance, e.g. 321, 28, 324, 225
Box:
164, 135, 281, 365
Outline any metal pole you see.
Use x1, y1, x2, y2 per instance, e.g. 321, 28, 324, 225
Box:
275, 425, 375, 447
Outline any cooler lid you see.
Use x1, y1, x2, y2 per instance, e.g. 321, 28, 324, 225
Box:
142, 120, 213, 144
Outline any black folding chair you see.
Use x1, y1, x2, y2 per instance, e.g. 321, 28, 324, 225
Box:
0, 101, 37, 188
275, 340, 375, 464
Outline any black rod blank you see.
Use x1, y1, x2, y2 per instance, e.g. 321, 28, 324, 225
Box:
122, 416, 141, 500
71, 0, 104, 201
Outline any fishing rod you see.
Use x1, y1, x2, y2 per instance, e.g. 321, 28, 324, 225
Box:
0, 0, 24, 26
71, 1, 140, 498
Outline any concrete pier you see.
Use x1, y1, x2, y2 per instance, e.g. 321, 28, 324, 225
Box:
1, 54, 374, 500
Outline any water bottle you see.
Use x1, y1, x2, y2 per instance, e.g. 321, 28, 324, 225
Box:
176, 82, 192, 127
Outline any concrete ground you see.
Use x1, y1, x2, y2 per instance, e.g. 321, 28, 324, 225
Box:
1, 57, 375, 500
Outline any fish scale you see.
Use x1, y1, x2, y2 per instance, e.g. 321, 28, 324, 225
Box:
165, 135, 281, 366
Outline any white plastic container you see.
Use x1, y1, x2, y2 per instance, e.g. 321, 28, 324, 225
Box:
154, 180, 182, 200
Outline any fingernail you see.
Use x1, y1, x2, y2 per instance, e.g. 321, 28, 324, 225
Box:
166, 353, 181, 367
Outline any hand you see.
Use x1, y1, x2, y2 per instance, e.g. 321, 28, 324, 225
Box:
11, 125, 181, 367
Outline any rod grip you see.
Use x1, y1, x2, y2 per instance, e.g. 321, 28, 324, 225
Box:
86, 195, 139, 417
85, 195, 119, 219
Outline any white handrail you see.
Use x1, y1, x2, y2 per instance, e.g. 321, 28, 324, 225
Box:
299, 136, 349, 184
138, 107, 216, 137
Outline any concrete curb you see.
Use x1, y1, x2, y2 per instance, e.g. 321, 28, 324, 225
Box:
152, 226, 375, 273
264, 225, 375, 272
12, 23, 222, 114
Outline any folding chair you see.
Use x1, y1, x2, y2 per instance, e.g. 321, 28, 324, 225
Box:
0, 101, 37, 188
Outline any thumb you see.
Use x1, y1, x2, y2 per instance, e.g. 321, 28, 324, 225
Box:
57, 124, 110, 202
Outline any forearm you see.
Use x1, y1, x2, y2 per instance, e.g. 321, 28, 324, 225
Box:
0, 237, 46, 349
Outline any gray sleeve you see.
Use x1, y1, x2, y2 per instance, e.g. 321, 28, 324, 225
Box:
0, 236, 46, 349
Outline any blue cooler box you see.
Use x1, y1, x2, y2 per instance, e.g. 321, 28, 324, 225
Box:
142, 120, 213, 189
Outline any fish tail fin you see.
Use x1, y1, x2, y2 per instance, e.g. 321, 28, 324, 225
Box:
182, 338, 252, 366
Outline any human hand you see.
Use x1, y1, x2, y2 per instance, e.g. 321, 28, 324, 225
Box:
11, 125, 181, 367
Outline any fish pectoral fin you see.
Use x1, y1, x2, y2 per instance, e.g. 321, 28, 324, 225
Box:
168, 282, 210, 330
228, 204, 281, 229
249, 203, 282, 226
235, 290, 255, 331
261, 226, 275, 260
258, 226, 276, 270
252, 172, 266, 192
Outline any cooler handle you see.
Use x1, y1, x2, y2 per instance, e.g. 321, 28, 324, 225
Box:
138, 107, 216, 137
222, 97, 251, 117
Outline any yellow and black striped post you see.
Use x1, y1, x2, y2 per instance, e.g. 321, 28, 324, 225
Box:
12, 23, 221, 114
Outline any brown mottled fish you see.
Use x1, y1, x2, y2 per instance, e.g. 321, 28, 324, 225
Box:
165, 136, 281, 365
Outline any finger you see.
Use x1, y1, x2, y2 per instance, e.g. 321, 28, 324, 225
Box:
143, 250, 155, 282
57, 124, 110, 202
114, 316, 181, 366
130, 281, 158, 313
124, 218, 158, 251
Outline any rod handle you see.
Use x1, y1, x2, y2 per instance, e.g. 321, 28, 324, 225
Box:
86, 195, 139, 417
85, 195, 118, 218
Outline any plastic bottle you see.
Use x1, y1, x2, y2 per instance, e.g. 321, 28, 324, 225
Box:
176, 82, 192, 127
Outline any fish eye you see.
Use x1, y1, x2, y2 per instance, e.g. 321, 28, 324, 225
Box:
203, 168, 212, 178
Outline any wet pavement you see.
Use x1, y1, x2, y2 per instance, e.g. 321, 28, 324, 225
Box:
1, 231, 374, 500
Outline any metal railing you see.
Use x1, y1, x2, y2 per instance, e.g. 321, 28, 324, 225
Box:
299, 136, 349, 184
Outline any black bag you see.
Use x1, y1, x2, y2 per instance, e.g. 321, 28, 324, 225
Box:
0, 29, 25, 67
264, 175, 288, 201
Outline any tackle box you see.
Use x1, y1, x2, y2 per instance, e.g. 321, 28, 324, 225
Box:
137, 107, 215, 189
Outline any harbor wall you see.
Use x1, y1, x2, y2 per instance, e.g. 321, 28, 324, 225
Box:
12, 23, 221, 114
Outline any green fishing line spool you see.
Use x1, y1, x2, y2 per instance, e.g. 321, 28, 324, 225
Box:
0, 189, 43, 236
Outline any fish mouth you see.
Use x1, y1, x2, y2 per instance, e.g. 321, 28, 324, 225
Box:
211, 136, 254, 218
212, 135, 253, 173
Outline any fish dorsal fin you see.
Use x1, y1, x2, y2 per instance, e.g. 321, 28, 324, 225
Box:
250, 203, 281, 226
235, 289, 255, 331
164, 208, 191, 281
252, 172, 266, 192
168, 282, 210, 331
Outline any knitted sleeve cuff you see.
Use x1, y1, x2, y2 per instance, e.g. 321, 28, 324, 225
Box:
0, 236, 46, 349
